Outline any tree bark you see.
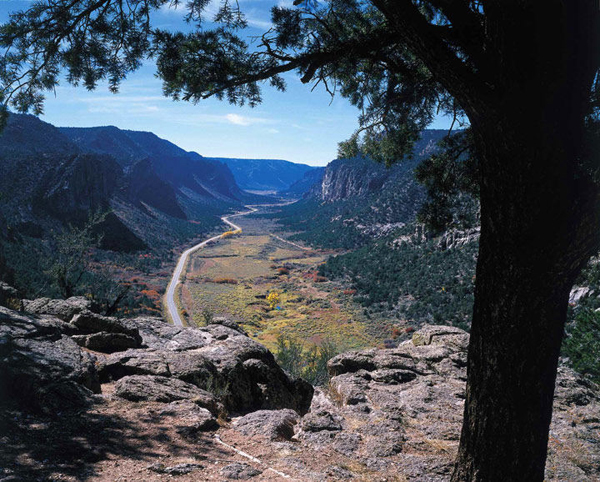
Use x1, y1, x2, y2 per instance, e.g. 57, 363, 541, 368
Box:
451, 112, 600, 480
449, 2, 600, 479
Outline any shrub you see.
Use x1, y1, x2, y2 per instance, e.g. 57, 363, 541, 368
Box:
202, 309, 214, 325
267, 291, 280, 309
277, 267, 290, 275
213, 278, 238, 284
563, 309, 600, 383
275, 335, 340, 386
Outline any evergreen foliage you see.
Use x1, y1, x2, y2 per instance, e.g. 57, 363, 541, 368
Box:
563, 309, 600, 383
320, 233, 477, 329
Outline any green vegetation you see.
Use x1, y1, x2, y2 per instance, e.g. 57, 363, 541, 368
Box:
563, 310, 600, 383
259, 198, 372, 250
46, 211, 107, 299
275, 335, 340, 386
319, 231, 477, 330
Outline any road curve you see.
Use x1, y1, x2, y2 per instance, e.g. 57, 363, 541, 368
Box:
164, 206, 258, 326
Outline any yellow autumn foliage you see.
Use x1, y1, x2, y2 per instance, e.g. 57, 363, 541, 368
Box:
267, 291, 280, 309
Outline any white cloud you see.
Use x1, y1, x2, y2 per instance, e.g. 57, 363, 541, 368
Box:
76, 95, 167, 104
267, 128, 279, 134
226, 113, 251, 125
225, 113, 273, 126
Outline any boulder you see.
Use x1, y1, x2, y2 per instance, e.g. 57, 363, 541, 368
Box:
147, 463, 203, 475
410, 324, 469, 349
209, 316, 248, 335
114, 375, 209, 403
97, 349, 171, 382
0, 307, 99, 413
122, 318, 314, 415
70, 311, 142, 345
23, 296, 92, 322
133, 316, 183, 350
159, 400, 219, 436
221, 463, 262, 480
72, 332, 140, 353
301, 410, 342, 432
234, 409, 299, 441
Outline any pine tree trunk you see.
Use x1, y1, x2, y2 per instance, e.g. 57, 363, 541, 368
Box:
452, 220, 576, 480
450, 117, 600, 480
448, 3, 600, 478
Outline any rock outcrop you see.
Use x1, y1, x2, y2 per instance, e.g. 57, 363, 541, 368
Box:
102, 317, 314, 414
0, 306, 100, 413
23, 296, 92, 321
0, 300, 312, 418
1, 296, 597, 481
290, 325, 599, 480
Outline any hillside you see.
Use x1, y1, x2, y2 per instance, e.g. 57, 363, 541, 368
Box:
0, 114, 254, 304
282, 167, 325, 198
265, 130, 447, 250
60, 126, 247, 205
212, 157, 316, 192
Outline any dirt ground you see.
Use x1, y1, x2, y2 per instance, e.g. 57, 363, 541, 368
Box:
0, 386, 403, 482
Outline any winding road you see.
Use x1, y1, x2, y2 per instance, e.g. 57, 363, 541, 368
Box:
164, 206, 258, 326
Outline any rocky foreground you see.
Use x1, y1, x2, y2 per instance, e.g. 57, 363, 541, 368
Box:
0, 294, 598, 481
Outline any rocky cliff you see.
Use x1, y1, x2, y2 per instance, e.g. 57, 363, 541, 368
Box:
0, 293, 597, 481
313, 130, 445, 203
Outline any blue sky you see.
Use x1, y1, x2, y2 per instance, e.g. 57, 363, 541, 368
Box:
0, 1, 452, 166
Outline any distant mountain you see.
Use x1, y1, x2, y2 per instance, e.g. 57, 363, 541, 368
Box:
211, 157, 317, 192
0, 115, 148, 252
0, 114, 270, 258
283, 167, 325, 198
60, 126, 245, 203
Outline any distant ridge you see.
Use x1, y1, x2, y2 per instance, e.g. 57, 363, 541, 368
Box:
211, 157, 317, 192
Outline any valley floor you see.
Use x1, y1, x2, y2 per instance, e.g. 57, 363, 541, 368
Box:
178, 213, 382, 352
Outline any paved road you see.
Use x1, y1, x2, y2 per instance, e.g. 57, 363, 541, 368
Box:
164, 206, 257, 326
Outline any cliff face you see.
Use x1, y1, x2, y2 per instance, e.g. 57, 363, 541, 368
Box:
313, 130, 446, 203
318, 157, 390, 202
